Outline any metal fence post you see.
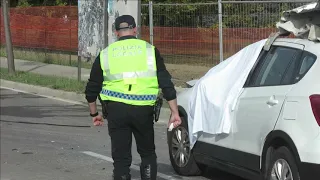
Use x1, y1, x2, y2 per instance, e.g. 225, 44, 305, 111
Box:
104, 0, 109, 48
218, 0, 223, 62
78, 56, 81, 82
137, 0, 142, 39
2, 0, 15, 74
149, 1, 154, 45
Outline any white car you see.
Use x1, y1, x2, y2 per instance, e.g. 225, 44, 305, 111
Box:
167, 2, 320, 180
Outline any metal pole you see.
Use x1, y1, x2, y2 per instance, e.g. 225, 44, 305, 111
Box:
218, 0, 223, 62
149, 1, 154, 45
78, 56, 81, 81
2, 0, 15, 74
69, 0, 72, 66
137, 0, 142, 39
104, 0, 109, 47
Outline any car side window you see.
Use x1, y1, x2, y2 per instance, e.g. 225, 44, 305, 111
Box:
282, 50, 317, 84
281, 56, 298, 85
294, 51, 316, 83
247, 46, 301, 87
244, 49, 267, 86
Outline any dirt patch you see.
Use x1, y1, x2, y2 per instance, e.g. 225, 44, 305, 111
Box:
165, 63, 212, 87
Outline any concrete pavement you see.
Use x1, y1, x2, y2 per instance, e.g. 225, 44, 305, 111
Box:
0, 88, 244, 180
0, 57, 186, 91
0, 57, 92, 81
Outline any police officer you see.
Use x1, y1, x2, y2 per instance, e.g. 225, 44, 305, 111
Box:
85, 15, 182, 180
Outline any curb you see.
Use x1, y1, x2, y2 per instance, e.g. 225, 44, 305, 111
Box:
0, 79, 172, 125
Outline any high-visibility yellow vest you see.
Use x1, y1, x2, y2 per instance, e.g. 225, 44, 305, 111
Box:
99, 38, 159, 106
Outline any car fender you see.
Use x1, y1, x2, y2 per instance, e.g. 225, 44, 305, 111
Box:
260, 130, 301, 173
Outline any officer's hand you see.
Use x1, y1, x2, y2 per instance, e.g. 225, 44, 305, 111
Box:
168, 112, 182, 129
92, 114, 103, 126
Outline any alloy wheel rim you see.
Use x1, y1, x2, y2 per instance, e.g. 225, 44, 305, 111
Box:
270, 159, 293, 180
171, 126, 191, 167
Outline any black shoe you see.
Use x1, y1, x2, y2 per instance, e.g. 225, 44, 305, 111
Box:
113, 174, 131, 180
140, 164, 157, 180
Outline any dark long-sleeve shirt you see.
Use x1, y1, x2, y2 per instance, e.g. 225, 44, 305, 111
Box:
85, 35, 176, 103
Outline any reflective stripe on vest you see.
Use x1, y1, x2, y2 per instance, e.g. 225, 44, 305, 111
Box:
100, 89, 157, 101
100, 42, 156, 81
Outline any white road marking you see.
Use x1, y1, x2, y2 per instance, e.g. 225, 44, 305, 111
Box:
82, 151, 179, 180
0, 86, 84, 105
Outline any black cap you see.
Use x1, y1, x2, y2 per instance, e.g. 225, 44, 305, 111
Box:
115, 15, 136, 31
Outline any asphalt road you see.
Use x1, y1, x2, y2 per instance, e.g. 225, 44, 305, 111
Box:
0, 87, 245, 180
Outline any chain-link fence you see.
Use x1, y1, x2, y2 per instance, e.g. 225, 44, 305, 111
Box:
1, 0, 317, 70
142, 0, 317, 66
141, 3, 221, 65
220, 0, 314, 62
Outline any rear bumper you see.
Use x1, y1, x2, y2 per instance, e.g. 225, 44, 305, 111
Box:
300, 162, 320, 179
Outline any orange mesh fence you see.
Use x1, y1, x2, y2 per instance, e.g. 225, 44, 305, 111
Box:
0, 6, 78, 52
1, 6, 277, 59
141, 26, 276, 57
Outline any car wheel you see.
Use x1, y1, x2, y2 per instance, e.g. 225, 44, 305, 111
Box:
167, 116, 202, 176
265, 146, 300, 180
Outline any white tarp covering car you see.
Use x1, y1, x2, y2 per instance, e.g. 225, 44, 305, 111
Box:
187, 39, 267, 149
186, 1, 320, 149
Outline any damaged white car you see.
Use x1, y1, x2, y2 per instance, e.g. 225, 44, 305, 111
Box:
167, 2, 320, 180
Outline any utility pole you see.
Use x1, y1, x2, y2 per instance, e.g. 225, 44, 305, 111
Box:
2, 0, 15, 74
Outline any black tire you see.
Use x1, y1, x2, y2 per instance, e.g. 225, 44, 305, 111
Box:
167, 116, 203, 176
265, 146, 300, 180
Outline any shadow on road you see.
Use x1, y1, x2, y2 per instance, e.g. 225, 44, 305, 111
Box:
202, 166, 246, 180
0, 104, 88, 118
156, 162, 245, 180
0, 119, 91, 128
1, 89, 87, 118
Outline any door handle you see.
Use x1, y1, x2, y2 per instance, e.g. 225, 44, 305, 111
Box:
267, 95, 278, 106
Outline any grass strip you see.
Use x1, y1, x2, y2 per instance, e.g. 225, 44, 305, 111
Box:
0, 67, 173, 109
0, 67, 86, 94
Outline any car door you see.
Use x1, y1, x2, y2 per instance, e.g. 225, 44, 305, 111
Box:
231, 41, 305, 172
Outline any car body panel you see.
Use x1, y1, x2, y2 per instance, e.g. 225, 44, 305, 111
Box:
174, 38, 320, 179
273, 42, 320, 164
232, 85, 293, 155
232, 40, 306, 161
171, 1, 320, 178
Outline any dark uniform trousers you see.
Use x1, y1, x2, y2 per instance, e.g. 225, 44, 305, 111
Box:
104, 100, 157, 180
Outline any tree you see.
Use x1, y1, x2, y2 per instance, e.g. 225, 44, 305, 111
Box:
141, 0, 299, 28
2, 0, 15, 74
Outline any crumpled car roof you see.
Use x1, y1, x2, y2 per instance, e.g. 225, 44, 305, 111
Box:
276, 1, 320, 41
